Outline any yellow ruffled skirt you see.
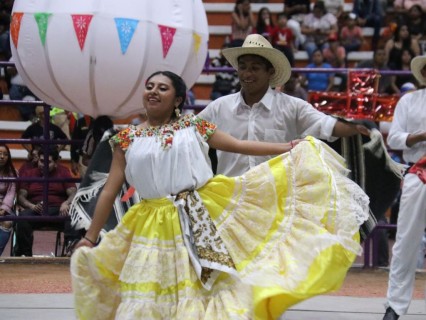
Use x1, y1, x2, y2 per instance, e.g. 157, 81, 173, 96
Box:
71, 137, 369, 320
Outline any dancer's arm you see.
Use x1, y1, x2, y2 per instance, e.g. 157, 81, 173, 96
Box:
207, 129, 304, 155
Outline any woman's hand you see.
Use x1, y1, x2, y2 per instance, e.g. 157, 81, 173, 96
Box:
74, 237, 96, 250
289, 138, 305, 151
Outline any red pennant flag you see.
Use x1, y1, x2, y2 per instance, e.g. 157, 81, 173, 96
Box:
158, 25, 176, 58
11, 12, 24, 48
71, 14, 93, 51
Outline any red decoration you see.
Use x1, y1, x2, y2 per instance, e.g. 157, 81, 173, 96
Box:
158, 25, 176, 58
309, 70, 398, 121
71, 14, 93, 51
11, 12, 24, 48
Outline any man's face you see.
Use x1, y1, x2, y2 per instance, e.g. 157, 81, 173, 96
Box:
38, 155, 56, 173
374, 50, 386, 66
237, 55, 274, 93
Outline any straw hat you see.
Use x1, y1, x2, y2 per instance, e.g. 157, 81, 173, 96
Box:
222, 34, 291, 87
410, 55, 426, 86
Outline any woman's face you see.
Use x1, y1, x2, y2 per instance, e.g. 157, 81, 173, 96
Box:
401, 50, 413, 64
399, 25, 409, 39
261, 9, 270, 20
312, 51, 323, 65
143, 74, 179, 119
0, 146, 9, 168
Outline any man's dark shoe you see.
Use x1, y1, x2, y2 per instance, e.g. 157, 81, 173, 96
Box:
383, 307, 399, 320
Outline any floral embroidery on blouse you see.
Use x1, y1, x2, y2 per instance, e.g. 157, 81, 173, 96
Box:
110, 114, 217, 151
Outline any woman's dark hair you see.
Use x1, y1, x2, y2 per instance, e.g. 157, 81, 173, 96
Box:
393, 23, 411, 49
0, 144, 17, 177
256, 7, 274, 35
393, 47, 416, 70
92, 116, 114, 144
146, 71, 187, 119
234, 0, 250, 17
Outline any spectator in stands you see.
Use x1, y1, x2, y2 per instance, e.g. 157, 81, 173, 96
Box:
210, 44, 240, 101
230, 0, 255, 47
384, 23, 421, 65
21, 105, 68, 153
18, 146, 41, 187
301, 0, 338, 61
303, 49, 335, 92
254, 7, 275, 42
79, 116, 114, 175
70, 115, 93, 176
389, 48, 419, 94
283, 0, 310, 50
6, 57, 38, 122
393, 0, 426, 14
323, 32, 347, 90
323, 0, 345, 21
199, 33, 370, 178
281, 74, 308, 100
271, 12, 296, 66
50, 106, 71, 139
356, 48, 395, 93
352, 0, 384, 51
0, 144, 17, 256
340, 13, 364, 54
405, 5, 426, 43
382, 54, 426, 320
13, 147, 79, 257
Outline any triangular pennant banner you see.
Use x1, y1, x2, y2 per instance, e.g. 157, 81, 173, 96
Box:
193, 32, 201, 54
11, 12, 24, 48
114, 18, 139, 55
71, 14, 93, 51
34, 13, 52, 46
158, 25, 176, 58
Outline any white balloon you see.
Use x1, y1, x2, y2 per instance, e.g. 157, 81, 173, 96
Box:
11, 0, 209, 118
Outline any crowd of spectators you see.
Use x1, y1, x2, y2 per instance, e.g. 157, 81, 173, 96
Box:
218, 0, 426, 98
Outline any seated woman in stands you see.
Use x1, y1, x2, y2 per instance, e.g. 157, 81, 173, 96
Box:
0, 144, 18, 256
384, 23, 421, 65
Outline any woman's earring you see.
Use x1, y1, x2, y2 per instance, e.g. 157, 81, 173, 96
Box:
175, 107, 181, 118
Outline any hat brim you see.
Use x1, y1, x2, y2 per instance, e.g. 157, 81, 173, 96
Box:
411, 56, 426, 86
222, 46, 291, 87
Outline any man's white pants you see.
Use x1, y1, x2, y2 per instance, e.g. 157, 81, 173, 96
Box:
386, 173, 426, 315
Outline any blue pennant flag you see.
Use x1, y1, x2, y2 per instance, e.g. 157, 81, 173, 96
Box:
114, 18, 139, 54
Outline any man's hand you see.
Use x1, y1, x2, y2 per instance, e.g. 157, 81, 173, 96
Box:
32, 202, 43, 214
355, 124, 371, 136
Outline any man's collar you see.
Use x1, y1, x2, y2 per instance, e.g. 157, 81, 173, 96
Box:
235, 88, 274, 113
